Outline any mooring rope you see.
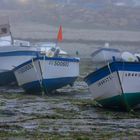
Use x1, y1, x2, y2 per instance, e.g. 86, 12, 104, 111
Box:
38, 56, 49, 95
32, 58, 45, 96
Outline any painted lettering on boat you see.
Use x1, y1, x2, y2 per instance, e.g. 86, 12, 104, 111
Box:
17, 64, 33, 74
97, 75, 113, 87
49, 60, 69, 67
125, 72, 140, 77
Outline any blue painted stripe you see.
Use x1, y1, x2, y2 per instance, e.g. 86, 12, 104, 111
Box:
34, 56, 80, 62
84, 61, 140, 85
21, 77, 77, 94
14, 56, 80, 71
0, 51, 38, 57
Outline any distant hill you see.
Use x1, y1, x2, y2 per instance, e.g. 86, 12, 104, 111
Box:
0, 0, 140, 30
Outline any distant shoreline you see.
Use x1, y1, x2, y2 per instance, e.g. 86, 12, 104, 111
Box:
11, 22, 140, 43
15, 38, 140, 46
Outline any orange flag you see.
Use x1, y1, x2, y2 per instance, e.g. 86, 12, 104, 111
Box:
57, 25, 63, 42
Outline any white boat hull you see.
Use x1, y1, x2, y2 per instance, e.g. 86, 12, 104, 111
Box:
91, 48, 121, 63
85, 62, 140, 110
0, 46, 38, 85
14, 57, 80, 93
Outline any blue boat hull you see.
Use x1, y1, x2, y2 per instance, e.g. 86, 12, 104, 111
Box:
0, 70, 17, 86
22, 77, 77, 94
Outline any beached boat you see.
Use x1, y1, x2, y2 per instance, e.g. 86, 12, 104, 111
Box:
91, 48, 121, 63
0, 46, 38, 85
0, 23, 39, 85
85, 53, 140, 111
14, 56, 80, 94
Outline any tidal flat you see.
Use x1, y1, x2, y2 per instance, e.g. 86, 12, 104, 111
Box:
0, 59, 140, 140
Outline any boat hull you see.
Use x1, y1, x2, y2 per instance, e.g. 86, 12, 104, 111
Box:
0, 49, 38, 70
22, 77, 77, 93
84, 62, 140, 110
98, 92, 140, 109
91, 48, 121, 63
14, 57, 80, 94
0, 48, 38, 85
0, 70, 16, 86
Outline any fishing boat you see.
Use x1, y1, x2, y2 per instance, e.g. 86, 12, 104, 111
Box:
85, 52, 140, 111
14, 56, 80, 94
0, 46, 38, 85
0, 22, 39, 85
13, 25, 79, 93
91, 48, 121, 63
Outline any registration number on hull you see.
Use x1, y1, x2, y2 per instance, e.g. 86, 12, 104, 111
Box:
49, 60, 69, 67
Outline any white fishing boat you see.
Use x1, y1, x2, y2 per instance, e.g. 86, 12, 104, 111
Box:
0, 23, 38, 85
14, 56, 80, 94
91, 43, 121, 63
85, 52, 140, 111
0, 46, 38, 85
91, 47, 121, 63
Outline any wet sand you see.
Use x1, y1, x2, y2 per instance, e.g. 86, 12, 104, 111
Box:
0, 59, 140, 140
